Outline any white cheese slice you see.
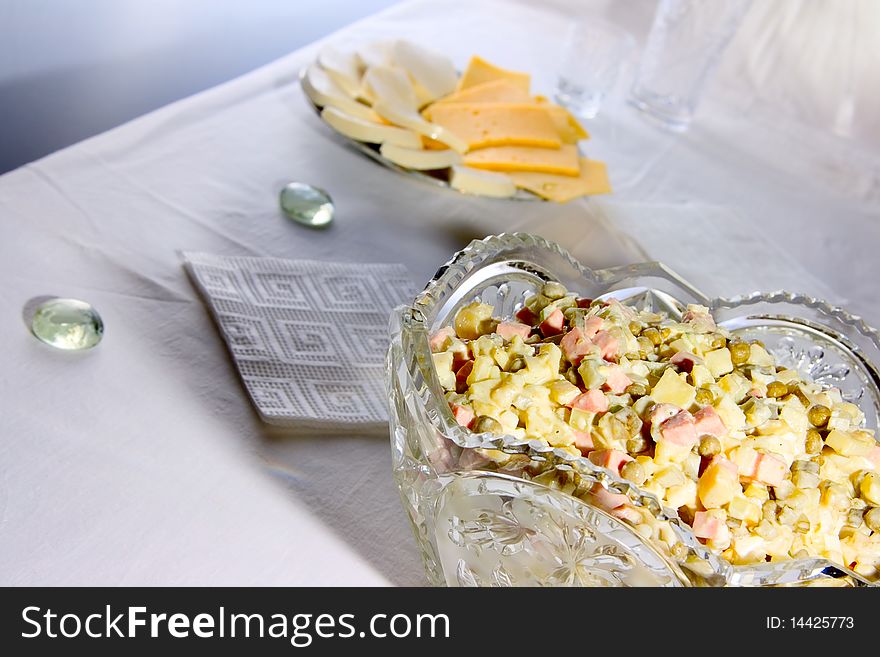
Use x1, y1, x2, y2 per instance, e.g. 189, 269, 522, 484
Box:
372, 99, 468, 154
302, 64, 380, 122
317, 45, 363, 98
356, 39, 395, 70
361, 65, 418, 112
449, 165, 516, 197
391, 40, 457, 105
320, 106, 422, 148
379, 143, 461, 170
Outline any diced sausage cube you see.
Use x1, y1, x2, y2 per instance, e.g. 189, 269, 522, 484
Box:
588, 449, 634, 474
573, 430, 594, 455
658, 410, 698, 447
583, 315, 604, 338
693, 511, 726, 541
569, 389, 608, 413
451, 403, 474, 428
560, 327, 593, 365
515, 306, 537, 325
539, 308, 565, 336
588, 483, 629, 511
496, 321, 531, 341
592, 330, 618, 361
429, 326, 455, 352
752, 453, 787, 487
602, 365, 632, 394
670, 351, 701, 373
694, 405, 727, 437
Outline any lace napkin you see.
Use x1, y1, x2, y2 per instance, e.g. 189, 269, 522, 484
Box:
183, 252, 416, 429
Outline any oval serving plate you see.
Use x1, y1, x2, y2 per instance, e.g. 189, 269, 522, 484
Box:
299, 67, 550, 201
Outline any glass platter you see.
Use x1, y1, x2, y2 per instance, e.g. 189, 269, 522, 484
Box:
299, 67, 548, 201
386, 232, 880, 587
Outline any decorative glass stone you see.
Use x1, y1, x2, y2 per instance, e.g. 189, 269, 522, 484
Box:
31, 298, 103, 350
279, 182, 334, 228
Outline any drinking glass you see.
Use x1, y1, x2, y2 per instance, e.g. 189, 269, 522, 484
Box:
555, 18, 637, 119
629, 0, 752, 131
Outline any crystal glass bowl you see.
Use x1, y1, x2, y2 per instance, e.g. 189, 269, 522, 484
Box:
386, 233, 880, 587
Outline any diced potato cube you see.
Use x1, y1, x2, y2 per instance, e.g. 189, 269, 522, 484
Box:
780, 398, 809, 435
689, 364, 714, 389
665, 479, 698, 509
548, 379, 581, 406
826, 429, 876, 457
743, 482, 770, 502
704, 347, 734, 378
861, 472, 880, 505
653, 439, 692, 465
468, 355, 500, 384
577, 358, 606, 389
714, 395, 746, 431
568, 408, 595, 432
432, 352, 455, 390
491, 381, 521, 408
728, 495, 762, 525
730, 534, 767, 563
747, 344, 775, 367
498, 410, 520, 433
454, 302, 496, 340
718, 372, 751, 402
651, 368, 696, 408
491, 346, 512, 370
668, 337, 695, 355
698, 461, 740, 508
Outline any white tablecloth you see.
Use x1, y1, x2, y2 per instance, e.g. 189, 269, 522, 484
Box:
1, 0, 878, 585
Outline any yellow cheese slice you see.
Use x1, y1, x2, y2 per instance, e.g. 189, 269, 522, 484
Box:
463, 144, 580, 176
449, 165, 517, 197
428, 103, 561, 151
540, 104, 590, 143
320, 106, 422, 148
457, 56, 531, 93
372, 100, 468, 153
507, 158, 611, 202
302, 64, 381, 122
428, 79, 532, 110
379, 143, 461, 170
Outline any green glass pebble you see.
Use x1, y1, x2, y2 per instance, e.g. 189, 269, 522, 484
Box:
31, 298, 103, 350
280, 182, 334, 228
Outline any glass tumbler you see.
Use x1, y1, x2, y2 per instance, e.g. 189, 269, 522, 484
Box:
629, 0, 752, 131
555, 18, 637, 119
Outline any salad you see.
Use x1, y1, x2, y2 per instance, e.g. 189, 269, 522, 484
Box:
429, 282, 880, 580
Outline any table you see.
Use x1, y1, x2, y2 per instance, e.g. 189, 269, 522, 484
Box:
2, 0, 878, 586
